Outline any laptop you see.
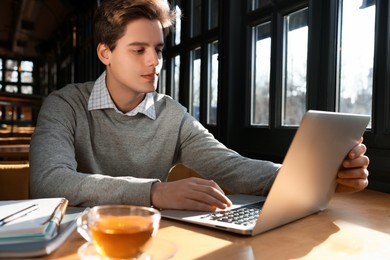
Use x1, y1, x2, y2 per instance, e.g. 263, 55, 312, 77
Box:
161, 110, 370, 236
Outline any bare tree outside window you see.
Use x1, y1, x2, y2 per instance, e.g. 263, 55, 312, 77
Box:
338, 0, 375, 127
251, 22, 271, 126
207, 41, 219, 125
282, 8, 308, 126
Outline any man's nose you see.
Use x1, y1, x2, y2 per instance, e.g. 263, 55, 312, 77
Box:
146, 50, 160, 67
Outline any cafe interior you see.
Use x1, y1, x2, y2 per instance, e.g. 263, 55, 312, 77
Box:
0, 0, 389, 259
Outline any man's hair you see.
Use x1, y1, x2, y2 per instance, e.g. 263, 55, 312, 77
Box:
94, 0, 177, 50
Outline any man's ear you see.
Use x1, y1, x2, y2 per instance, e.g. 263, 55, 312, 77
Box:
97, 43, 111, 65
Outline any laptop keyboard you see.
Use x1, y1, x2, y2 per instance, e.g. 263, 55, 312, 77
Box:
201, 203, 262, 226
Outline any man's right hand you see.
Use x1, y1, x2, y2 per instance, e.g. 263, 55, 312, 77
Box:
150, 177, 232, 211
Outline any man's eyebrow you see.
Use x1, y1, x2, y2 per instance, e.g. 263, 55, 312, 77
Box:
127, 42, 165, 48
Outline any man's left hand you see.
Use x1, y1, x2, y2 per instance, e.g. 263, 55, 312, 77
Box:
336, 137, 369, 193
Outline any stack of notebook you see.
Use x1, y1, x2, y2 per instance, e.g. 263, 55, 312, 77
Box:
0, 198, 84, 258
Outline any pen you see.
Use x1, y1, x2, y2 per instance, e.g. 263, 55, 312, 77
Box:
0, 204, 39, 227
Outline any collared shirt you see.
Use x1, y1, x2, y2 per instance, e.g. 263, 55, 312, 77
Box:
88, 71, 156, 120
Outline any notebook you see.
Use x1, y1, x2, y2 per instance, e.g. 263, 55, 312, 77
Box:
161, 110, 371, 236
0, 198, 68, 244
0, 207, 86, 258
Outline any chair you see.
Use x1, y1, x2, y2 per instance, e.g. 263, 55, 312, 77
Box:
168, 164, 203, 181
0, 161, 30, 200
168, 164, 231, 194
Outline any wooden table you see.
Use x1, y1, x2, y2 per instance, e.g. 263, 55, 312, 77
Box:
0, 144, 29, 160
13, 189, 390, 259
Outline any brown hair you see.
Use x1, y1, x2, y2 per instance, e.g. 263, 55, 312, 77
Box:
94, 0, 177, 50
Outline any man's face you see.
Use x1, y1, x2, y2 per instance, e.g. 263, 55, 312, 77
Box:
105, 18, 165, 96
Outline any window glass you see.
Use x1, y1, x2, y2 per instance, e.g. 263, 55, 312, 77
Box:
173, 2, 182, 45
282, 8, 308, 126
337, 0, 375, 127
191, 0, 202, 37
172, 55, 180, 101
159, 61, 167, 94
21, 72, 33, 83
21, 85, 33, 94
252, 0, 260, 10
5, 70, 18, 82
5, 60, 18, 83
21, 61, 33, 71
251, 22, 271, 126
6, 60, 17, 70
190, 48, 201, 120
5, 85, 18, 93
208, 0, 218, 30
251, 0, 272, 11
207, 41, 218, 125
1, 59, 34, 95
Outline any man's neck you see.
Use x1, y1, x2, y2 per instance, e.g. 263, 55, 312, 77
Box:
110, 91, 146, 113
105, 73, 146, 113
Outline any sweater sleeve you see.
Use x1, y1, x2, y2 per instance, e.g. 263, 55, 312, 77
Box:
176, 113, 281, 196
29, 89, 159, 207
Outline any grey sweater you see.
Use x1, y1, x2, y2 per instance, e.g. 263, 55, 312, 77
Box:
30, 81, 280, 207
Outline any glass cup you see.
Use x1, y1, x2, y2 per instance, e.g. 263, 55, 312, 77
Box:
77, 205, 161, 259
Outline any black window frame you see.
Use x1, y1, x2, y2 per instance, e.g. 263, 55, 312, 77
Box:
162, 0, 390, 192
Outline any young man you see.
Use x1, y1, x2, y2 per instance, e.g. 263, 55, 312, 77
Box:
30, 0, 369, 211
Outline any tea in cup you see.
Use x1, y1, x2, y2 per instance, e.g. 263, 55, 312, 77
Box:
77, 205, 161, 259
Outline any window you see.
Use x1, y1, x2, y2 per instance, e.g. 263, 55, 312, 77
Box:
0, 58, 35, 95
5, 85, 18, 93
159, 56, 180, 101
249, 6, 309, 128
251, 0, 272, 10
159, 1, 182, 101
190, 48, 201, 120
5, 60, 18, 84
282, 8, 308, 126
173, 2, 182, 45
162, 0, 219, 129
161, 0, 389, 192
172, 55, 180, 101
191, 0, 202, 37
251, 22, 271, 126
21, 86, 33, 94
207, 41, 219, 125
159, 60, 167, 94
0, 58, 37, 126
20, 61, 34, 94
337, 0, 375, 126
20, 61, 33, 83
208, 0, 219, 29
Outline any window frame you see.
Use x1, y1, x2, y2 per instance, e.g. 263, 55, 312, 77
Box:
161, 0, 390, 192
163, 0, 220, 136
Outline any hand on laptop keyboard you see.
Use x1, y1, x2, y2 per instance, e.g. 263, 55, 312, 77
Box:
202, 203, 262, 226
151, 177, 233, 211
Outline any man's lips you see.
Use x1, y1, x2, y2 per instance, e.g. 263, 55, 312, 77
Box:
142, 72, 159, 81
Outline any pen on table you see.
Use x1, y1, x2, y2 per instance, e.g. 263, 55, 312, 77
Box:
0, 204, 39, 227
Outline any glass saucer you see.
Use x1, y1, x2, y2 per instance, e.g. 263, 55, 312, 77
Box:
78, 238, 177, 260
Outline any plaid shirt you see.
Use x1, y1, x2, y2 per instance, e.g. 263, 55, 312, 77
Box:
88, 71, 156, 120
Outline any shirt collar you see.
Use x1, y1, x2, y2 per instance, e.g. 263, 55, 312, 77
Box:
88, 71, 156, 120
